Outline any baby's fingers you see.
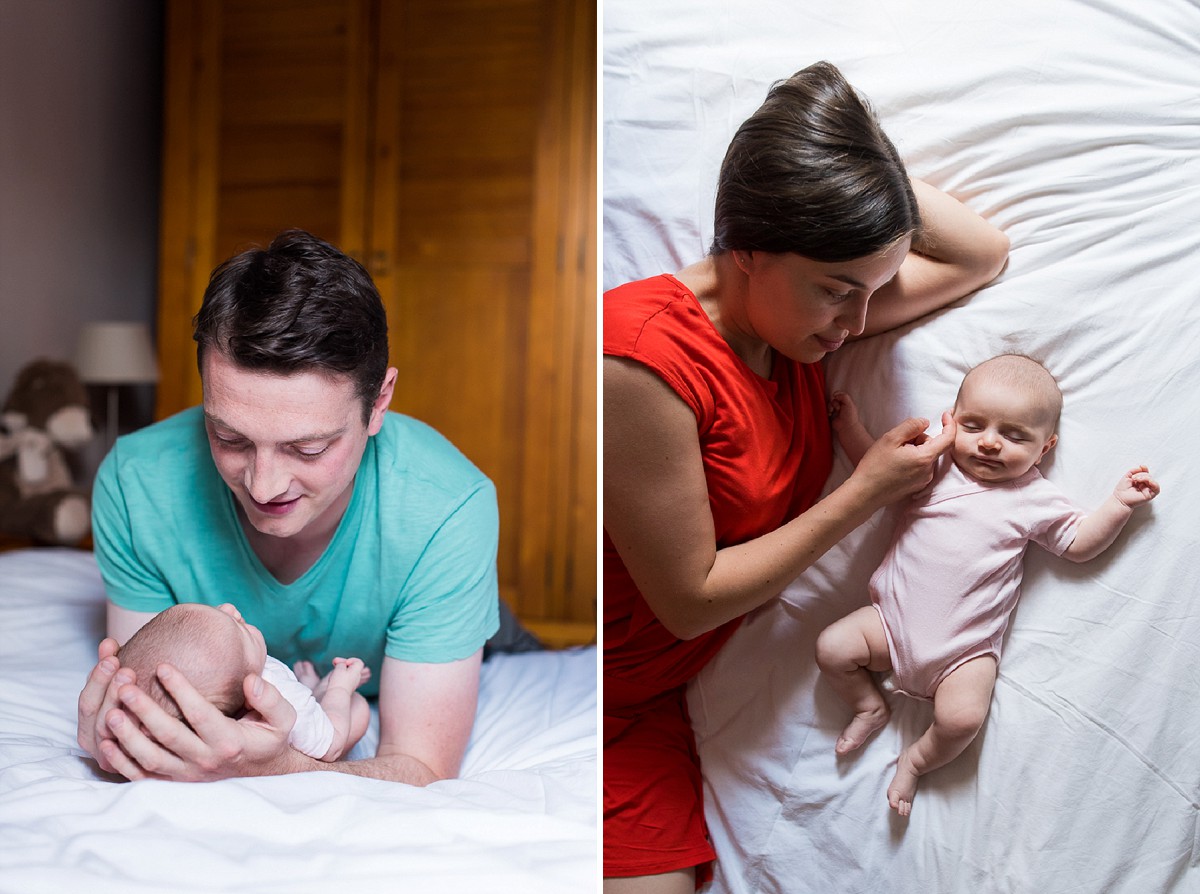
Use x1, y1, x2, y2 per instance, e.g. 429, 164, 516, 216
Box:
1134, 475, 1161, 498
333, 657, 370, 685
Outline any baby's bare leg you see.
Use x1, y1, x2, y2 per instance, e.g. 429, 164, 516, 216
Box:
888, 655, 997, 817
815, 606, 893, 755
315, 657, 371, 761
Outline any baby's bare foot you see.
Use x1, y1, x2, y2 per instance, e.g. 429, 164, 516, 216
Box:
835, 703, 890, 755
888, 750, 920, 817
293, 660, 320, 689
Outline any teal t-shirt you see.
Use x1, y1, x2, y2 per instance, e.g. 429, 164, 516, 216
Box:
92, 407, 500, 697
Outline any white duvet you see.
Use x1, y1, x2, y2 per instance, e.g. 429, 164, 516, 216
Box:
0, 549, 596, 893
605, 1, 1199, 891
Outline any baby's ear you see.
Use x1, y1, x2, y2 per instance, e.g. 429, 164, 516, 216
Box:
1037, 433, 1059, 462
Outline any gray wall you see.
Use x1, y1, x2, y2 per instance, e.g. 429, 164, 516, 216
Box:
0, 0, 163, 468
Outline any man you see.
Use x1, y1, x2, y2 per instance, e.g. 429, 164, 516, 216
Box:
76, 230, 500, 784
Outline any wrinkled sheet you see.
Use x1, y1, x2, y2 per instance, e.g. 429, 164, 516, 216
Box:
604, 1, 1199, 891
0, 549, 596, 893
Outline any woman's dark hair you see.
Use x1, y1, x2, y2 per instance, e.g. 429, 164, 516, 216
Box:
193, 230, 389, 424
711, 61, 920, 263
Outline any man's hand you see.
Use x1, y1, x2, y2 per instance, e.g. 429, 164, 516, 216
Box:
99, 664, 298, 782
76, 637, 124, 773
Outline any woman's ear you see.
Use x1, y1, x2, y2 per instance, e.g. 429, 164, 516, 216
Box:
733, 251, 754, 274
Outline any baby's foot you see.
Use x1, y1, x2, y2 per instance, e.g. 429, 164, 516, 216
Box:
887, 750, 920, 817
293, 660, 320, 689
835, 703, 890, 755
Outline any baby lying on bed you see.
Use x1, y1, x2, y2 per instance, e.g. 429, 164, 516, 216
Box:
816, 353, 1159, 816
117, 603, 371, 762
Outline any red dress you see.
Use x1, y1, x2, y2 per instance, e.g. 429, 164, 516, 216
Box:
604, 274, 833, 880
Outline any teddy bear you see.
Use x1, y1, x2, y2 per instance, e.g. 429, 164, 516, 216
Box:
0, 359, 95, 545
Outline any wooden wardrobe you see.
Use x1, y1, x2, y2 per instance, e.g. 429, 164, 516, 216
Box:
155, 0, 596, 646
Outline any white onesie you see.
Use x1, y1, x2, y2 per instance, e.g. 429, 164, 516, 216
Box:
260, 656, 335, 759
870, 455, 1084, 700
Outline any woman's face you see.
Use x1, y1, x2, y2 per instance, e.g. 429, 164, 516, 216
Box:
737, 237, 911, 364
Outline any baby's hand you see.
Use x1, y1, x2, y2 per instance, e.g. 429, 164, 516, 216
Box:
332, 656, 371, 688
828, 391, 860, 432
1115, 465, 1160, 507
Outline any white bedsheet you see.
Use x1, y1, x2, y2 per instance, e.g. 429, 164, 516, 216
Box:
605, 1, 1199, 891
0, 548, 596, 893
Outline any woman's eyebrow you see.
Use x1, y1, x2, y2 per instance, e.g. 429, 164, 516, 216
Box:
830, 274, 868, 290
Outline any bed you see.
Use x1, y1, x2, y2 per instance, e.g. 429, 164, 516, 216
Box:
0, 548, 596, 893
604, 1, 1199, 891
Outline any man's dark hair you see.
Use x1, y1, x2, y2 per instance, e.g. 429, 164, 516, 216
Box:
193, 230, 389, 423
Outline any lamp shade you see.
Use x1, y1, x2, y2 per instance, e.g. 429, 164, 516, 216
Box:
75, 322, 160, 385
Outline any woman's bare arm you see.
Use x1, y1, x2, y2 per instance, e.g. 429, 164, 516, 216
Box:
862, 179, 1010, 336
604, 357, 955, 640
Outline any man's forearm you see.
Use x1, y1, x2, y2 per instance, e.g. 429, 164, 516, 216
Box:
275, 746, 443, 785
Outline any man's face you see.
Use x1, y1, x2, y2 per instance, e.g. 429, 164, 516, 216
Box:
201, 351, 386, 542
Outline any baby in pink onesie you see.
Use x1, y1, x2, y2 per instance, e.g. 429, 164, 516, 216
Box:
117, 602, 371, 762
816, 354, 1160, 816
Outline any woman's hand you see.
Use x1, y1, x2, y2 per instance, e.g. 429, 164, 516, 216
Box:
98, 664, 298, 782
848, 413, 956, 508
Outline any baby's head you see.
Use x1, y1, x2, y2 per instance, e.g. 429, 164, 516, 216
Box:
117, 603, 268, 724
951, 354, 1061, 484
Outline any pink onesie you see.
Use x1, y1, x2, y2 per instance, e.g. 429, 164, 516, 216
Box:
870, 455, 1085, 700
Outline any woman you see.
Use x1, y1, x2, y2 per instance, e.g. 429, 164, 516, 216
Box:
603, 62, 1009, 892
